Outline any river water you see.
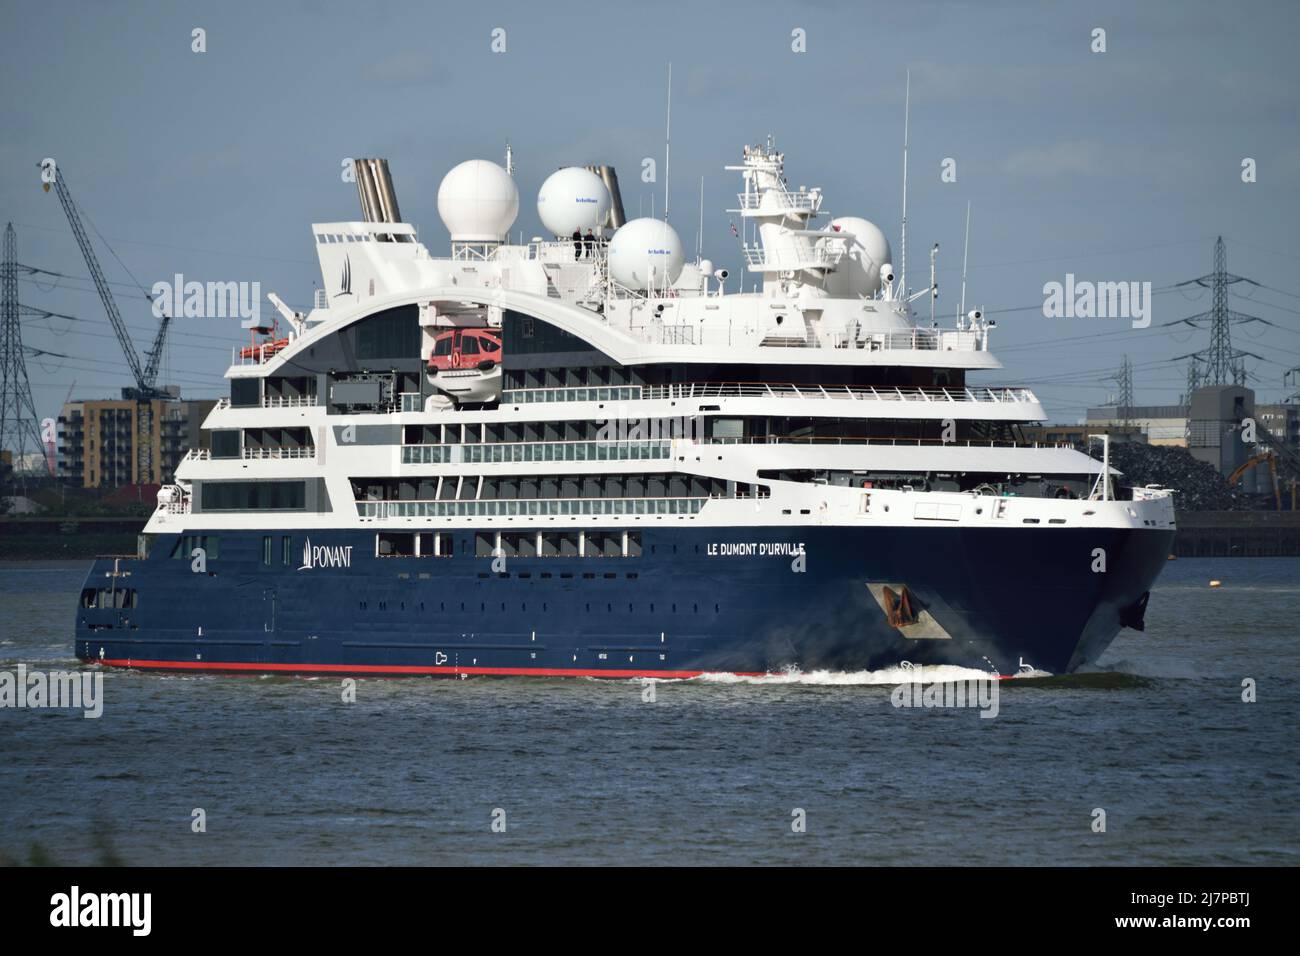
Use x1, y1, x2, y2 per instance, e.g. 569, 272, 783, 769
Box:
1, 558, 1296, 865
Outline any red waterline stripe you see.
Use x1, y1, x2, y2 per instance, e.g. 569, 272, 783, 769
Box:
94, 658, 764, 680
95, 658, 1014, 680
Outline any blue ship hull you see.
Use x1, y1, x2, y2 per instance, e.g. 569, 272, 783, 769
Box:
74, 525, 1173, 678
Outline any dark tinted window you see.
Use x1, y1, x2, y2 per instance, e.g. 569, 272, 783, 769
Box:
210, 430, 240, 458
230, 378, 260, 408
201, 481, 306, 511
354, 305, 419, 360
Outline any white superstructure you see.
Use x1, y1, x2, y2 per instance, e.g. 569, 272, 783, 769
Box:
153, 139, 1174, 546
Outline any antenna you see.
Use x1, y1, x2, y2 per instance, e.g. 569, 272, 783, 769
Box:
664, 62, 672, 222
929, 243, 938, 327
697, 175, 704, 261
958, 201, 971, 323
900, 69, 910, 297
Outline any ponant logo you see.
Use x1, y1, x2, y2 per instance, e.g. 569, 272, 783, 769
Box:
336, 254, 353, 297
299, 537, 353, 570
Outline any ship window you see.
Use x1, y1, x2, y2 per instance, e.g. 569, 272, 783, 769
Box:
262, 536, 273, 566
282, 536, 292, 566
461, 337, 480, 356
211, 430, 240, 459
432, 336, 453, 357
230, 378, 260, 408
201, 480, 307, 511
170, 535, 220, 560
354, 305, 419, 360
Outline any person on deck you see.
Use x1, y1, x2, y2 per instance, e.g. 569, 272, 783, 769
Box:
572, 228, 583, 260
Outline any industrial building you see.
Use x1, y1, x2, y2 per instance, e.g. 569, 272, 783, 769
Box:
1084, 404, 1190, 446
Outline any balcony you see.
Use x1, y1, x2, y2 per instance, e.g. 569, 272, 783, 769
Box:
357, 496, 705, 520
502, 381, 1036, 406
734, 190, 821, 215
741, 242, 843, 272
402, 440, 672, 466
242, 447, 316, 460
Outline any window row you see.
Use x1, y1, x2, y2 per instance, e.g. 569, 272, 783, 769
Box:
354, 474, 767, 502
402, 440, 671, 465
201, 480, 306, 511
474, 531, 642, 558
170, 534, 221, 559
376, 532, 454, 558
404, 418, 694, 445
358, 498, 705, 519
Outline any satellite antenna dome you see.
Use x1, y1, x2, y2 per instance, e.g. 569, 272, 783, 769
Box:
436, 159, 519, 242
823, 217, 892, 295
607, 218, 684, 290
537, 167, 611, 237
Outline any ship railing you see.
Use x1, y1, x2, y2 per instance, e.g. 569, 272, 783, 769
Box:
214, 397, 231, 410
503, 382, 1038, 405
502, 385, 643, 404
741, 242, 844, 271
858, 328, 986, 352
639, 382, 1037, 404
402, 439, 673, 465
596, 315, 986, 351
733, 436, 1079, 449
400, 391, 423, 412
184, 448, 211, 461
262, 394, 316, 408
160, 500, 190, 515
734, 191, 820, 213
523, 239, 608, 264
357, 496, 706, 520
241, 446, 316, 460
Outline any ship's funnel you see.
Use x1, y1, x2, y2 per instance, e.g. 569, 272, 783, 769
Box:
355, 158, 403, 223
585, 165, 627, 230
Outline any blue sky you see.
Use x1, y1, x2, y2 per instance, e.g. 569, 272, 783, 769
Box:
3, 0, 1298, 424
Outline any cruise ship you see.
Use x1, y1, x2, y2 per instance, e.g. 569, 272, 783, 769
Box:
74, 141, 1176, 678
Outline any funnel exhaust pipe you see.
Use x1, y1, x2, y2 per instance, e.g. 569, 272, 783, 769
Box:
585, 165, 626, 230
355, 158, 402, 223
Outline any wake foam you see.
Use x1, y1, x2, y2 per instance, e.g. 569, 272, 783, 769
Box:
674, 663, 1017, 686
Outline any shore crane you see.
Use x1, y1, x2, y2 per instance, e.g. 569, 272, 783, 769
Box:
46, 169, 171, 481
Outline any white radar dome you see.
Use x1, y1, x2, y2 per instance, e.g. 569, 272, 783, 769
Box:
607, 218, 684, 290
823, 217, 892, 296
437, 159, 519, 243
537, 167, 611, 237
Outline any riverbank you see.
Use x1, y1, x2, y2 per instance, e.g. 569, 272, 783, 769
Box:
0, 517, 143, 560
1173, 510, 1300, 556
